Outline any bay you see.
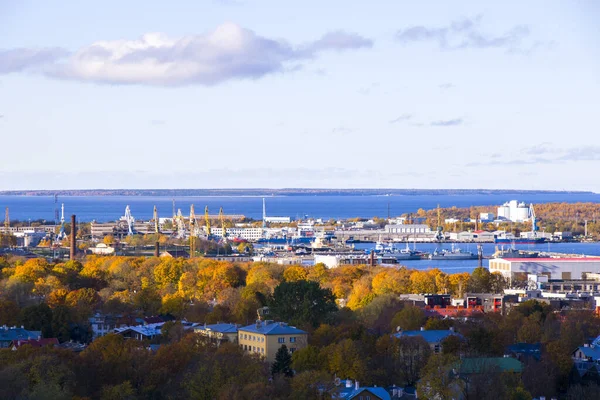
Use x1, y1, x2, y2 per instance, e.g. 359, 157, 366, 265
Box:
1, 192, 600, 223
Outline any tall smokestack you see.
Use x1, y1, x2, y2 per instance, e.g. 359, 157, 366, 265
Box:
70, 215, 76, 260
154, 241, 160, 257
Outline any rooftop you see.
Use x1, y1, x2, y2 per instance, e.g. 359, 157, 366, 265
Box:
575, 345, 600, 360
501, 258, 600, 262
394, 329, 459, 344
239, 320, 307, 335
459, 357, 523, 374
195, 323, 239, 334
0, 327, 41, 342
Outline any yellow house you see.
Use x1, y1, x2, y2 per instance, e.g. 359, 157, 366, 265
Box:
238, 320, 308, 363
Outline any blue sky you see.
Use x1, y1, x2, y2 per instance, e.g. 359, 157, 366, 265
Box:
0, 0, 598, 190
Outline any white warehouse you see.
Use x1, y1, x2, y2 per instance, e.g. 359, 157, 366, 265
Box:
490, 257, 600, 281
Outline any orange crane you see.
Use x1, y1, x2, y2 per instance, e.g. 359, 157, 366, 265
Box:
204, 206, 211, 237
219, 207, 227, 241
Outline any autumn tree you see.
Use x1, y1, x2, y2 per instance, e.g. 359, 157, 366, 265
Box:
283, 265, 308, 282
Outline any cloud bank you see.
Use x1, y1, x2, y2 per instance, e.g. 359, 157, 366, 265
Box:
0, 23, 372, 86
467, 144, 600, 166
396, 16, 536, 53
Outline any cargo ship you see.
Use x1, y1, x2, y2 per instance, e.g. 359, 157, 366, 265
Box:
494, 237, 546, 245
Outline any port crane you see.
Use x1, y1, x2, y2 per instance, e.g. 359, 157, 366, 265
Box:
219, 207, 228, 242
205, 206, 211, 237
435, 204, 444, 242
189, 205, 197, 256
153, 206, 160, 234
529, 203, 538, 235
56, 203, 66, 241
4, 207, 9, 233
174, 209, 186, 238
121, 205, 135, 236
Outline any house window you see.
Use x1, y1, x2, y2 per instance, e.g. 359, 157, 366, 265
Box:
290, 337, 296, 343
434, 344, 441, 353
278, 337, 285, 343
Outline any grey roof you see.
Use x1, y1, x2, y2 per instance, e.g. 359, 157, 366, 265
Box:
239, 320, 307, 335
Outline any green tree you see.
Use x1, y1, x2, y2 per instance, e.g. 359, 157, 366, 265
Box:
390, 305, 426, 331
468, 266, 491, 293
271, 345, 293, 377
269, 280, 337, 328
19, 303, 54, 338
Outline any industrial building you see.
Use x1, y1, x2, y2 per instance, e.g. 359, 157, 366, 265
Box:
497, 200, 530, 222
490, 257, 600, 281
384, 224, 431, 234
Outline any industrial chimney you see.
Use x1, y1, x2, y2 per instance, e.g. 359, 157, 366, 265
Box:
154, 241, 160, 257
70, 215, 76, 260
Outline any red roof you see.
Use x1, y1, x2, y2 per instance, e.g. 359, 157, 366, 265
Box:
502, 258, 600, 262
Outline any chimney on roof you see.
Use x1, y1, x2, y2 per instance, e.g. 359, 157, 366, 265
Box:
346, 380, 352, 388
420, 327, 425, 331
355, 381, 359, 390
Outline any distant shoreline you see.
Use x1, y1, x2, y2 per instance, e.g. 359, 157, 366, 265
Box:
0, 189, 593, 197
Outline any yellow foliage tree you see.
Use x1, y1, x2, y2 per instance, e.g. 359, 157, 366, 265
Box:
283, 266, 308, 282
410, 270, 436, 294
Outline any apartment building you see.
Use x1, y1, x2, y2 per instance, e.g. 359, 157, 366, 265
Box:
238, 320, 308, 363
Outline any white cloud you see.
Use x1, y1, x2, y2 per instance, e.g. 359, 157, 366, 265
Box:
1, 23, 372, 86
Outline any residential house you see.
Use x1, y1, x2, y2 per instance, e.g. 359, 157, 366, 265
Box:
573, 344, 600, 363
238, 320, 308, 363
0, 326, 41, 349
11, 338, 59, 350
194, 323, 239, 344
394, 328, 461, 354
333, 380, 415, 399
89, 313, 130, 339
114, 322, 164, 341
